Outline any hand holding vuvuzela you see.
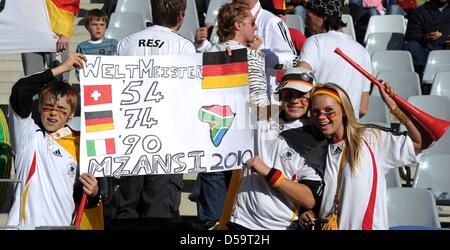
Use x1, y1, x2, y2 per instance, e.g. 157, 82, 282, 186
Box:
333, 47, 450, 143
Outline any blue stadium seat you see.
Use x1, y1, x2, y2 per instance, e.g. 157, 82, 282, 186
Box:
372, 71, 421, 99
109, 12, 145, 30
365, 32, 405, 57
360, 95, 390, 125
177, 0, 200, 42
372, 50, 414, 76
422, 50, 450, 84
387, 187, 441, 228
204, 0, 231, 25
116, 0, 152, 24
286, 14, 305, 34
430, 72, 450, 98
413, 154, 450, 203
364, 15, 406, 43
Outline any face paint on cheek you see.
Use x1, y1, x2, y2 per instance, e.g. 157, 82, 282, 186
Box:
328, 113, 337, 121
300, 98, 309, 106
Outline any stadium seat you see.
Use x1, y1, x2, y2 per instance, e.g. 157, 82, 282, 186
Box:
364, 15, 406, 43
372, 71, 421, 99
413, 154, 450, 201
422, 50, 450, 84
204, 0, 232, 25
115, 0, 152, 24
109, 12, 145, 30
421, 129, 450, 156
371, 50, 414, 76
341, 14, 356, 41
210, 23, 220, 44
365, 32, 405, 57
286, 14, 305, 34
386, 168, 402, 188
399, 95, 450, 134
430, 72, 450, 98
177, 0, 200, 42
105, 27, 143, 41
360, 95, 390, 125
407, 95, 450, 121
387, 188, 441, 228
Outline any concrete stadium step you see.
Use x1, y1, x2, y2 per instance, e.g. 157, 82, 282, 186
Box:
0, 81, 14, 90
0, 60, 23, 71
79, 2, 104, 12
0, 54, 21, 61
0, 71, 24, 83
180, 173, 198, 217
0, 95, 9, 105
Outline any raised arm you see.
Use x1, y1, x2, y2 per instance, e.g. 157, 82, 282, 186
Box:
379, 83, 423, 150
10, 53, 86, 118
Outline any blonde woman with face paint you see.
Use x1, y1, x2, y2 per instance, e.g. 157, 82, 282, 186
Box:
307, 82, 424, 230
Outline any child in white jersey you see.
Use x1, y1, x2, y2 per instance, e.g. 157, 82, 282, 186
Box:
6, 53, 99, 230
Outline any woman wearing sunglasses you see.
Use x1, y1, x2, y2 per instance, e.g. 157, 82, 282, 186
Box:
307, 82, 424, 229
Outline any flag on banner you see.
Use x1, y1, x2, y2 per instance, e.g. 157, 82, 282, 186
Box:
202, 48, 248, 89
85, 110, 114, 133
84, 85, 112, 106
86, 138, 116, 156
46, 0, 80, 37
199, 105, 235, 147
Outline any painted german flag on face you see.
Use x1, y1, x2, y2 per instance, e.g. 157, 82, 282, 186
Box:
202, 48, 248, 89
85, 110, 114, 133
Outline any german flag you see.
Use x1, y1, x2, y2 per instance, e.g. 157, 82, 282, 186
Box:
202, 48, 248, 89
85, 110, 114, 133
46, 0, 80, 37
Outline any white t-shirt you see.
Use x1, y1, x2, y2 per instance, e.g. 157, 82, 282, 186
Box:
252, 2, 297, 103
319, 128, 417, 230
230, 118, 321, 230
300, 31, 371, 116
7, 111, 78, 229
117, 25, 196, 56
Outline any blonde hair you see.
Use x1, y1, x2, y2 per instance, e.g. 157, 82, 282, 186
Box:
310, 83, 379, 174
217, 2, 251, 42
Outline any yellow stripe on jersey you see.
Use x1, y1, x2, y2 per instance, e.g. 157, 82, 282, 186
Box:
55, 133, 80, 162
21, 184, 30, 223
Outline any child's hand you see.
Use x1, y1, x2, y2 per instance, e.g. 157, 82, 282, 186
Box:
51, 53, 86, 76
79, 173, 99, 197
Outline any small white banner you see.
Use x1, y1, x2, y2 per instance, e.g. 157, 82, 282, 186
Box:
79, 53, 254, 177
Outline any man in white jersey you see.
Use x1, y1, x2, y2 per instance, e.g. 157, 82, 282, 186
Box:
117, 1, 195, 56
114, 0, 196, 221
229, 67, 327, 230
195, 0, 298, 102
298, 0, 372, 118
7, 54, 99, 230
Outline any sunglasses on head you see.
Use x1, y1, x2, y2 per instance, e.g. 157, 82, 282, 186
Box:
282, 72, 315, 84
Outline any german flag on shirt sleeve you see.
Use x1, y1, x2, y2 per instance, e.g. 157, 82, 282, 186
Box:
46, 0, 80, 37
202, 48, 248, 89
